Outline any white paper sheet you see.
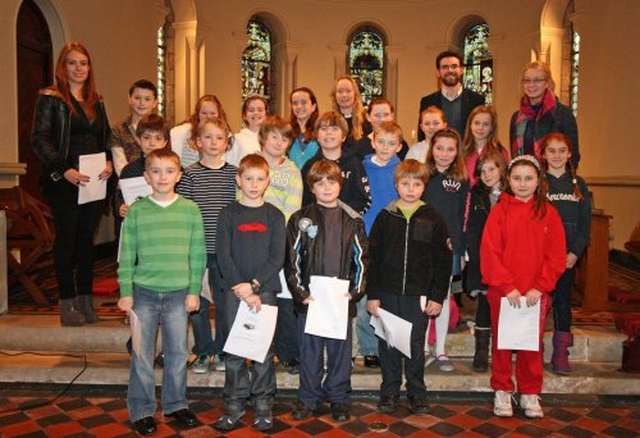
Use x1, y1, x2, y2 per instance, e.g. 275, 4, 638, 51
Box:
129, 309, 142, 357
223, 302, 278, 363
119, 176, 152, 205
497, 297, 540, 351
78, 152, 107, 204
370, 308, 413, 358
304, 276, 350, 340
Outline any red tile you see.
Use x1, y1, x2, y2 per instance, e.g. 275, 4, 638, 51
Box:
574, 416, 610, 432
45, 422, 85, 437
1, 422, 42, 437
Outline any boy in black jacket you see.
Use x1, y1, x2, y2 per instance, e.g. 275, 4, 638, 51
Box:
300, 111, 371, 216
367, 159, 452, 414
286, 160, 369, 423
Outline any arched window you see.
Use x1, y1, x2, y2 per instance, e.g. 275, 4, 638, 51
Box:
462, 23, 493, 104
348, 28, 385, 107
241, 18, 272, 104
570, 30, 580, 116
157, 25, 166, 116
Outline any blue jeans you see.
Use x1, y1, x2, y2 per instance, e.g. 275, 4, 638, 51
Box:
190, 295, 215, 357
356, 295, 378, 356
553, 267, 575, 332
127, 285, 190, 422
223, 290, 277, 412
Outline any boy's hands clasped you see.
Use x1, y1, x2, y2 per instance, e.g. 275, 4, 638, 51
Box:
232, 282, 262, 312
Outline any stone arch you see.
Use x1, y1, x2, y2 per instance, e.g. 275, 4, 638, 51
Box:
540, 0, 572, 92
444, 11, 489, 52
241, 9, 289, 115
32, 0, 67, 54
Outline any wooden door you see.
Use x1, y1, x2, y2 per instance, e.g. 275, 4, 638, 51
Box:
17, 0, 52, 202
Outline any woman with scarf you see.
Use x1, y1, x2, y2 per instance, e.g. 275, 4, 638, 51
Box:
509, 61, 580, 169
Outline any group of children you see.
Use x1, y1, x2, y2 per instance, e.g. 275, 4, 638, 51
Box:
113, 77, 591, 434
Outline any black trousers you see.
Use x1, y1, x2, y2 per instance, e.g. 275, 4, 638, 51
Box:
377, 292, 428, 398
43, 179, 103, 300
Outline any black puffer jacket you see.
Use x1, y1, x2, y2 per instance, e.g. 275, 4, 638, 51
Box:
285, 201, 369, 317
31, 88, 110, 182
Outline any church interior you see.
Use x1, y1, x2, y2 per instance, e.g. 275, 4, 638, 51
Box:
1, 0, 640, 436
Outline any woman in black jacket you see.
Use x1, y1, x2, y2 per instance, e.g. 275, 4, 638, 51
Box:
31, 42, 112, 326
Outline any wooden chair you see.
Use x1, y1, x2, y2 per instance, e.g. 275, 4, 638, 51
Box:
1, 186, 54, 306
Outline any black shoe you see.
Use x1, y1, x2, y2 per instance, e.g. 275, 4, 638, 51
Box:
408, 395, 430, 414
377, 395, 399, 413
292, 401, 314, 420
154, 352, 164, 368
164, 408, 198, 427
133, 416, 156, 435
364, 355, 380, 368
284, 359, 300, 375
215, 410, 245, 431
331, 402, 351, 422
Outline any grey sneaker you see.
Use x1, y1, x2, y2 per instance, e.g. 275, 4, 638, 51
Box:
213, 354, 226, 371
436, 354, 454, 372
424, 352, 436, 368
214, 410, 245, 431
253, 410, 273, 431
192, 355, 211, 374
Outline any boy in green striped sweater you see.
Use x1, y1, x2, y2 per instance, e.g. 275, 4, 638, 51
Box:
118, 148, 206, 436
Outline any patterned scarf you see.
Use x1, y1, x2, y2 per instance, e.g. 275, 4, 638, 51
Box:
511, 89, 557, 160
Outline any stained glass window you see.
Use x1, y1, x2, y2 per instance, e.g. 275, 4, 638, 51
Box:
570, 31, 580, 116
157, 25, 166, 115
463, 23, 493, 104
349, 29, 385, 107
241, 19, 271, 102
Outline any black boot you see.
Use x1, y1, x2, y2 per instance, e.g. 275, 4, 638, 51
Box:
59, 299, 86, 326
76, 294, 99, 323
472, 328, 491, 373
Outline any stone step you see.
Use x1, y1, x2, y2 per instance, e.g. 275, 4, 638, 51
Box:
0, 314, 627, 364
0, 351, 635, 396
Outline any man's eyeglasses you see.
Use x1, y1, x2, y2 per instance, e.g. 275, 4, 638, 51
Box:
440, 64, 461, 71
522, 78, 547, 85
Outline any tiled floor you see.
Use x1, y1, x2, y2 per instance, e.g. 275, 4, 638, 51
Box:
1, 388, 639, 437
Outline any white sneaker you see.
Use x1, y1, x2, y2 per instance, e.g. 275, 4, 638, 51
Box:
520, 394, 544, 418
493, 390, 513, 417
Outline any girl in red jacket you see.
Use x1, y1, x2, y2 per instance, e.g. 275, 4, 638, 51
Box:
480, 155, 566, 419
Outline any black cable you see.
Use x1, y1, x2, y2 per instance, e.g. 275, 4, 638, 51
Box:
0, 351, 88, 414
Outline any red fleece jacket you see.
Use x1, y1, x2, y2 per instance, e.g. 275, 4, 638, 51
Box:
480, 193, 566, 296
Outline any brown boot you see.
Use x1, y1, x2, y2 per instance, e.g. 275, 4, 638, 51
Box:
59, 299, 86, 326
75, 294, 99, 323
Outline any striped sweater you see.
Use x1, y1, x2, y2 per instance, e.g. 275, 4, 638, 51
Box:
177, 161, 238, 253
118, 195, 206, 297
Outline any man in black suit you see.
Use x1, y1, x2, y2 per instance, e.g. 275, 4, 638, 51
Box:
417, 50, 485, 141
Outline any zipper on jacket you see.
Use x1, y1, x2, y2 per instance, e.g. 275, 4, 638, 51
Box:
401, 216, 410, 295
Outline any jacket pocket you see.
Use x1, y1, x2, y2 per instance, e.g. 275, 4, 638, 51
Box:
412, 218, 434, 243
